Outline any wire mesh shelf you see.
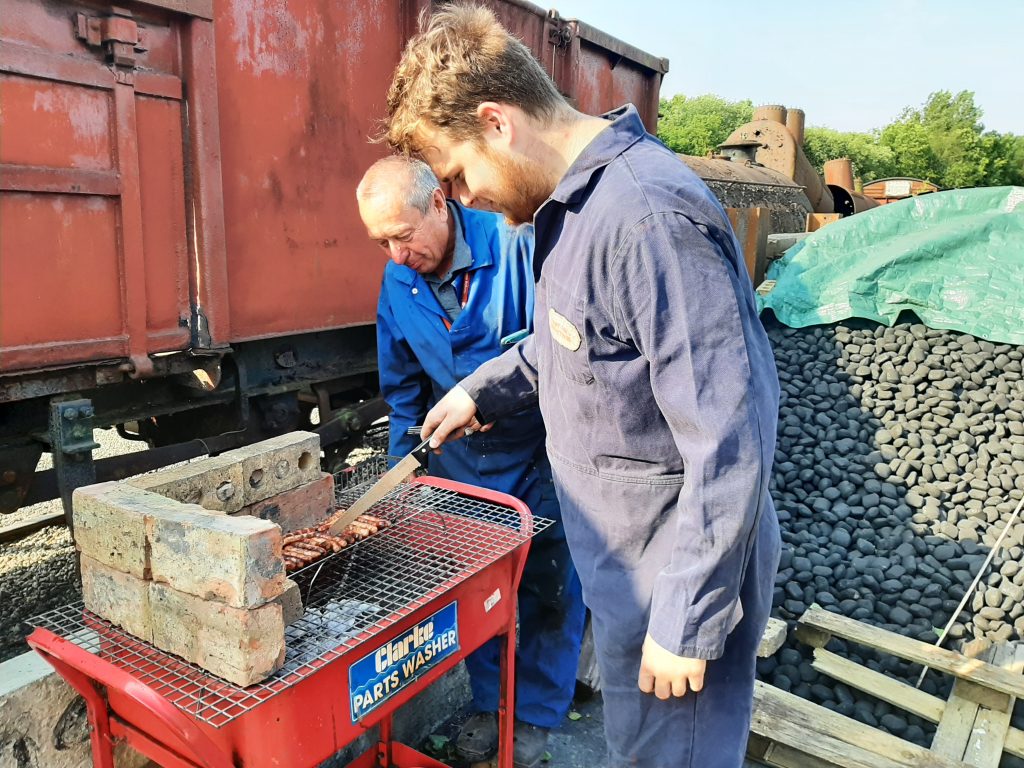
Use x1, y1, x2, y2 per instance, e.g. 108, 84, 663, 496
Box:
333, 453, 409, 508
28, 482, 551, 728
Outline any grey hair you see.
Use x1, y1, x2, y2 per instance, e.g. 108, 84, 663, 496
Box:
356, 155, 441, 214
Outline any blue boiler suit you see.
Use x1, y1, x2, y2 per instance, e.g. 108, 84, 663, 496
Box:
461, 107, 782, 767
376, 202, 586, 729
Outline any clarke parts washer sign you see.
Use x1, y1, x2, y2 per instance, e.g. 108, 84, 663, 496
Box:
348, 601, 460, 721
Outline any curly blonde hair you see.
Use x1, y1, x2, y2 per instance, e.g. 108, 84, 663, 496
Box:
385, 4, 566, 153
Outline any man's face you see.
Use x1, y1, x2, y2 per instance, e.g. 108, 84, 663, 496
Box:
358, 191, 450, 274
420, 131, 553, 226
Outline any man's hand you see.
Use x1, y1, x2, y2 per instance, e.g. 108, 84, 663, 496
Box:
421, 385, 490, 450
638, 633, 706, 700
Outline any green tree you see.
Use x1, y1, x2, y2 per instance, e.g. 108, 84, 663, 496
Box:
657, 94, 754, 156
981, 132, 1024, 186
880, 90, 995, 188
879, 117, 943, 183
802, 127, 896, 182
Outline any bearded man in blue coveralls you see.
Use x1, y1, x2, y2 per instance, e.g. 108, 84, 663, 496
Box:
356, 155, 586, 768
380, 7, 782, 768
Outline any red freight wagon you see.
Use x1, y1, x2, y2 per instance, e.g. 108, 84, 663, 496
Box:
0, 0, 668, 520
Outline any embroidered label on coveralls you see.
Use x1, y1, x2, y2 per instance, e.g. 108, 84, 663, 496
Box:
548, 308, 582, 351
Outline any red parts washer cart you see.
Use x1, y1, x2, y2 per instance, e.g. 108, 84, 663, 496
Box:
27, 477, 550, 768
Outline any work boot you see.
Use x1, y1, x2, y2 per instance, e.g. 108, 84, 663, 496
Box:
455, 711, 498, 762
513, 721, 549, 768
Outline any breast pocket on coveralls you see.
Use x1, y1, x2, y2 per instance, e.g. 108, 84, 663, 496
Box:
544, 276, 594, 386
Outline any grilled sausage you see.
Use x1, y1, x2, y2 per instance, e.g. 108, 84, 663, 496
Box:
283, 530, 316, 544
348, 520, 377, 536
308, 535, 343, 553
283, 552, 311, 569
289, 542, 327, 558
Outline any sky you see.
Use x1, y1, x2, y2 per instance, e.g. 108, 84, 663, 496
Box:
548, 0, 1022, 135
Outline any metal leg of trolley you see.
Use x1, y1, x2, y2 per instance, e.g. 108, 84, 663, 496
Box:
27, 478, 545, 768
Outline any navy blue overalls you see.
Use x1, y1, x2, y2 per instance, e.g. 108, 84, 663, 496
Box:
462, 107, 782, 767
376, 202, 586, 729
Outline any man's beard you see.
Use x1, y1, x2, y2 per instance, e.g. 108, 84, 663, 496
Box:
485, 146, 555, 226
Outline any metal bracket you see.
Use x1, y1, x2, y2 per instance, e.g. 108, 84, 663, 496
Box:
48, 398, 100, 531
74, 7, 147, 68
548, 24, 572, 48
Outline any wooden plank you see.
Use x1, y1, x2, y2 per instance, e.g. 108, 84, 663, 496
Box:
955, 678, 1012, 711
964, 707, 1013, 767
932, 680, 982, 758
799, 607, 1024, 699
1007, 645, 1024, 761
805, 213, 841, 232
726, 207, 770, 285
962, 644, 1017, 767
1006, 723, 1024, 759
812, 645, 1024, 761
752, 682, 970, 768
758, 617, 788, 658
812, 648, 945, 723
755, 740, 841, 768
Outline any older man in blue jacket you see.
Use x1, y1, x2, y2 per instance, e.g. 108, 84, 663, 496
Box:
357, 156, 585, 768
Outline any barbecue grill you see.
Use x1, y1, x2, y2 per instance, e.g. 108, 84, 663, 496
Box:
27, 477, 550, 768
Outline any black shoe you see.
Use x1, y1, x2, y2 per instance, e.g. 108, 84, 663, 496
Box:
456, 711, 498, 762
513, 721, 550, 768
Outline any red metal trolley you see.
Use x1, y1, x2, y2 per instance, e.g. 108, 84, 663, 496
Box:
27, 477, 549, 768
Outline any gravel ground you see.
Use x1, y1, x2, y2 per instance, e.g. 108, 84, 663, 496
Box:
417, 690, 607, 768
0, 429, 146, 663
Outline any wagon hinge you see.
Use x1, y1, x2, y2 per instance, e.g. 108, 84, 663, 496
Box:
547, 17, 573, 49
74, 7, 148, 68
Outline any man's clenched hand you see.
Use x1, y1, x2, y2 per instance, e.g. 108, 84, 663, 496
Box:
638, 633, 706, 700
421, 385, 491, 450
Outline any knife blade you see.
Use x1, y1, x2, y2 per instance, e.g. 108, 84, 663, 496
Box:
327, 436, 432, 536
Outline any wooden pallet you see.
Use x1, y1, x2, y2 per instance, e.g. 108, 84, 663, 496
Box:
750, 606, 1024, 768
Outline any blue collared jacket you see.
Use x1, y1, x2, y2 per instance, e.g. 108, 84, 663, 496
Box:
377, 202, 552, 506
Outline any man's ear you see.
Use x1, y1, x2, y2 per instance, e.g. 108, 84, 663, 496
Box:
432, 188, 448, 215
476, 102, 514, 149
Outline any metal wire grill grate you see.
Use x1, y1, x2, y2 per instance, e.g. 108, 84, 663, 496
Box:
28, 482, 552, 728
333, 454, 405, 508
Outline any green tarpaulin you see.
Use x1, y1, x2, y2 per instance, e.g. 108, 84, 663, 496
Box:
758, 186, 1024, 344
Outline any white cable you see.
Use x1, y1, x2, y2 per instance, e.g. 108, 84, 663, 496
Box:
914, 488, 1024, 688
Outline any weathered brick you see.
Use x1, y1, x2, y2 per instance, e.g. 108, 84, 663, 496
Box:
149, 582, 285, 687
126, 432, 321, 514
126, 454, 244, 513
80, 555, 152, 642
72, 482, 151, 578
275, 578, 304, 626
148, 506, 285, 608
221, 432, 321, 507
234, 472, 335, 532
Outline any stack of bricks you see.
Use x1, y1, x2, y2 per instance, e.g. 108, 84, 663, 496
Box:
72, 431, 336, 687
